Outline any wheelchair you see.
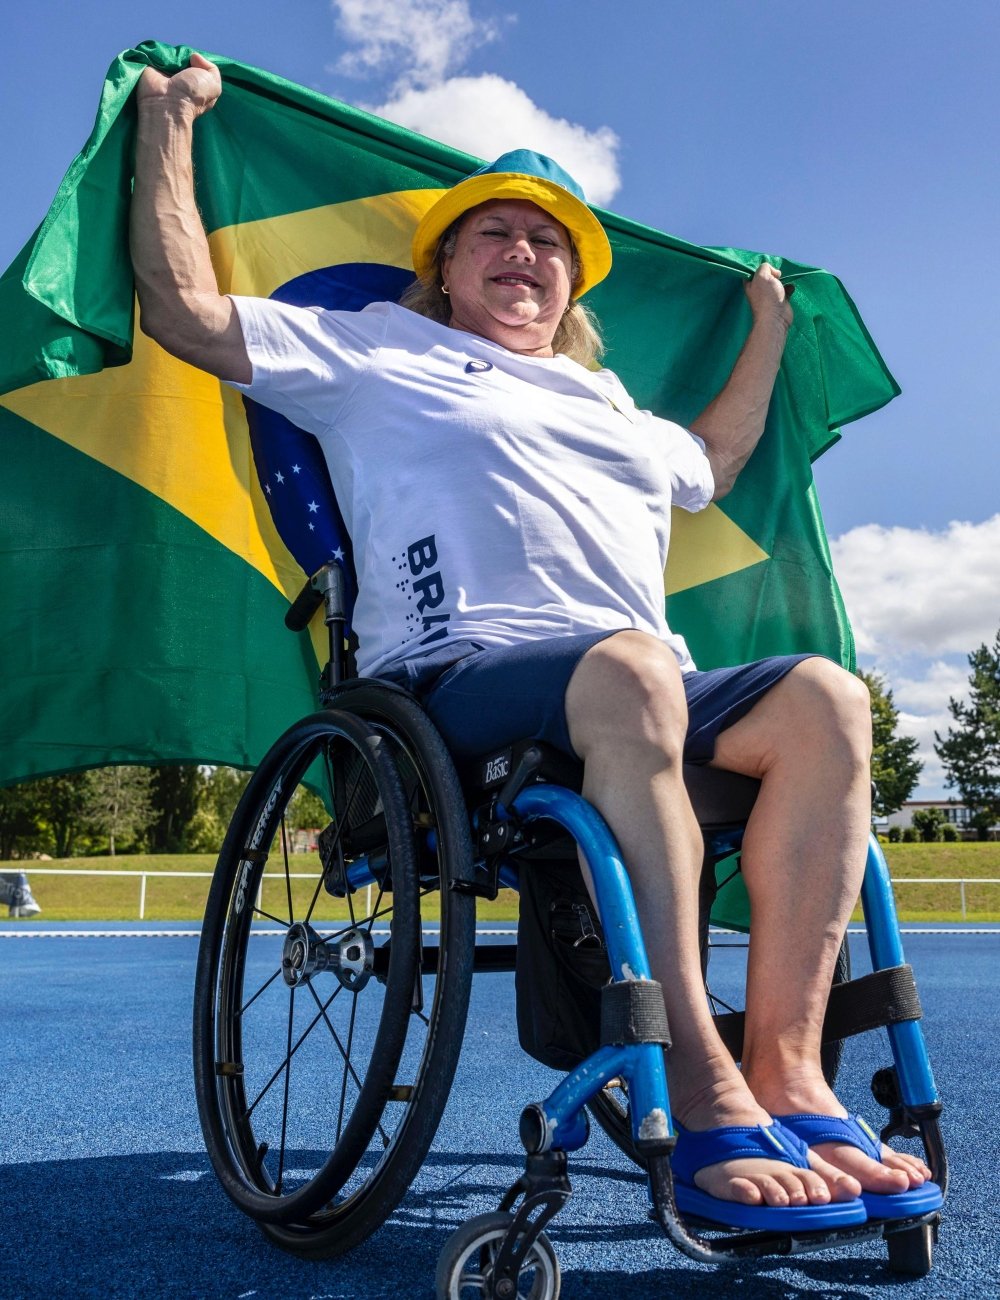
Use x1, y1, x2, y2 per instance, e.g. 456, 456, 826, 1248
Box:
193, 556, 947, 1296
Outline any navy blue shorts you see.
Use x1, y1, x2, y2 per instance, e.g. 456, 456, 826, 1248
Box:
380, 633, 817, 763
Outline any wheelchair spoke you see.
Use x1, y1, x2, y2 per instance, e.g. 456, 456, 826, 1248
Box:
253, 905, 291, 927
274, 987, 296, 1194
243, 984, 343, 1121
239, 963, 286, 1017
279, 816, 295, 925
303, 741, 369, 929
304, 864, 327, 928
707, 988, 739, 1016
307, 982, 392, 1148
363, 878, 389, 933
335, 994, 360, 1142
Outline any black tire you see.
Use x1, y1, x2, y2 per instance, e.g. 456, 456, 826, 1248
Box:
194, 692, 476, 1257
435, 1212, 561, 1299
886, 1221, 935, 1276
588, 936, 853, 1168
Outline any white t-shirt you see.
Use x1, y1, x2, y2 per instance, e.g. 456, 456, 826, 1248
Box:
228, 299, 714, 678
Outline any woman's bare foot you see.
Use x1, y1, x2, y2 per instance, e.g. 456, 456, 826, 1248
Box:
743, 1064, 932, 1194
670, 1064, 862, 1207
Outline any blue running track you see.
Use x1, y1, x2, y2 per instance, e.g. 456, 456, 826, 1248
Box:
0, 922, 997, 1298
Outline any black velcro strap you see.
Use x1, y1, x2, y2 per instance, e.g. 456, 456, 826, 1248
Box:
711, 964, 923, 1062
822, 963, 923, 1042
600, 980, 671, 1049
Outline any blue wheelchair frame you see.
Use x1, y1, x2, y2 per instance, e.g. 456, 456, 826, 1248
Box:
334, 753, 945, 1270
509, 787, 944, 1266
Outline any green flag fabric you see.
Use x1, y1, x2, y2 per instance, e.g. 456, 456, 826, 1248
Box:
0, 40, 899, 792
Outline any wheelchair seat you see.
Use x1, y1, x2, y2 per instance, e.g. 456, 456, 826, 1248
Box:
467, 734, 760, 829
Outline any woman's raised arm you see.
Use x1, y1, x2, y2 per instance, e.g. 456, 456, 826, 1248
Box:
129, 53, 251, 383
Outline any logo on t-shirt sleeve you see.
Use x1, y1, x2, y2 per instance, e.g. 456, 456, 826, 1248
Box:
395, 534, 451, 646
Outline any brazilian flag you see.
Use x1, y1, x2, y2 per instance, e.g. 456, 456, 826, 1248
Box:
0, 40, 899, 787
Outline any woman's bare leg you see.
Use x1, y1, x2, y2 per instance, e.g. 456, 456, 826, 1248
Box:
711, 657, 929, 1191
565, 632, 858, 1207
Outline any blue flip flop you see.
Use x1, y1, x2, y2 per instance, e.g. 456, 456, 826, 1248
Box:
670, 1120, 868, 1231
774, 1113, 943, 1220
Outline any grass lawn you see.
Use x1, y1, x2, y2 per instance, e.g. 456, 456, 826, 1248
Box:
1, 853, 522, 924
871, 841, 1000, 921
4, 842, 999, 923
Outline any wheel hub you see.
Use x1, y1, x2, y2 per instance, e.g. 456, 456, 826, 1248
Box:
280, 922, 375, 991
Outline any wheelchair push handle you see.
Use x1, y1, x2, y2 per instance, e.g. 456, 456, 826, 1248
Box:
286, 562, 349, 684
285, 562, 347, 631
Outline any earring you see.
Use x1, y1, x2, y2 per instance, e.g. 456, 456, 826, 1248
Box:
441, 284, 450, 295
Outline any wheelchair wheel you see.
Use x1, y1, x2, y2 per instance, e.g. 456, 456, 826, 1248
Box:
435, 1212, 560, 1299
194, 694, 476, 1257
587, 936, 852, 1168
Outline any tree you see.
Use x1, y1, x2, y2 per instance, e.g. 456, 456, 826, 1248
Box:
287, 787, 330, 832
84, 767, 154, 855
148, 766, 205, 853
187, 766, 251, 853
935, 630, 1000, 840
35, 773, 92, 858
910, 807, 943, 843
0, 782, 45, 859
859, 670, 923, 817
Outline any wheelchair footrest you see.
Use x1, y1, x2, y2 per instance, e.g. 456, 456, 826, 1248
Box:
646, 1150, 920, 1264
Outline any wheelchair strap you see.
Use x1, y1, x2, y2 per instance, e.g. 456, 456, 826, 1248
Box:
600, 979, 672, 1049
712, 963, 923, 1061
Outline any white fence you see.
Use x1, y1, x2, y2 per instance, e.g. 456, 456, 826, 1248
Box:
13, 867, 372, 920
12, 868, 1000, 921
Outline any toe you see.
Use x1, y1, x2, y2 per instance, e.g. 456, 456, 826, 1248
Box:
807, 1149, 863, 1201
726, 1175, 764, 1206
697, 1158, 836, 1208
879, 1146, 929, 1184
814, 1141, 912, 1193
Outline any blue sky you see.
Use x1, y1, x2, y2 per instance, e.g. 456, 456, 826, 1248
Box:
2, 0, 998, 796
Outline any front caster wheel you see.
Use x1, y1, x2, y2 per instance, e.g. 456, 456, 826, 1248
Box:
435, 1212, 560, 1299
886, 1220, 935, 1276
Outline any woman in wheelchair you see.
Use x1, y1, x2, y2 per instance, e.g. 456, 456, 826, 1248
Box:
132, 54, 940, 1246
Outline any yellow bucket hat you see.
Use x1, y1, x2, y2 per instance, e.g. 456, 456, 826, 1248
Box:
411, 149, 613, 300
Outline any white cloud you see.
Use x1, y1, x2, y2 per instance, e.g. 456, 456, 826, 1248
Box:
332, 0, 500, 88
373, 75, 621, 205
329, 0, 622, 205
831, 517, 1000, 797
893, 660, 970, 716
831, 515, 1000, 660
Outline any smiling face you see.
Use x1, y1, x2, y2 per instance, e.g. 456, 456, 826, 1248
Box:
440, 199, 576, 356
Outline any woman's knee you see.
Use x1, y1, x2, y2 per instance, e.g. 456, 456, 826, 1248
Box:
566, 630, 688, 758
787, 658, 872, 760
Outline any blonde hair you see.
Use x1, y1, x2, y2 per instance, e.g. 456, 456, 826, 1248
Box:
398, 218, 605, 369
